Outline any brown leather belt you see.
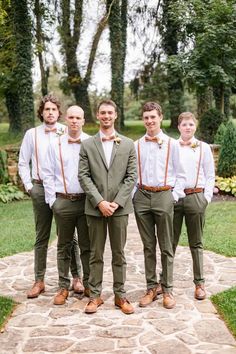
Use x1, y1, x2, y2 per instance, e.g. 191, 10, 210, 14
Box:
138, 184, 172, 192
33, 179, 43, 185
56, 192, 86, 201
184, 188, 204, 195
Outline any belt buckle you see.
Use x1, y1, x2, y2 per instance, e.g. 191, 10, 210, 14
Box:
69, 194, 76, 201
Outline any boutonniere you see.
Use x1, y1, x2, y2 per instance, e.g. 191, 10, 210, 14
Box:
190, 141, 199, 151
157, 138, 164, 149
56, 127, 65, 137
114, 136, 122, 145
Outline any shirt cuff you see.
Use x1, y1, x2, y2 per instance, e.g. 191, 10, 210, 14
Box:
26, 183, 33, 192
49, 197, 56, 208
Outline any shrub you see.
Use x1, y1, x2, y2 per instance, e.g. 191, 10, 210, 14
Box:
215, 176, 236, 197
198, 108, 225, 143
214, 123, 226, 145
217, 120, 236, 177
0, 183, 25, 203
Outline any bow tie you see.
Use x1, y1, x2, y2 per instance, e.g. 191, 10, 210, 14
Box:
68, 137, 81, 144
45, 127, 57, 134
101, 135, 115, 142
145, 136, 160, 143
179, 139, 192, 146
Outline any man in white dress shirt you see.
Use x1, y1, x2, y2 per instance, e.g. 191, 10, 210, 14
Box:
43, 105, 90, 305
133, 101, 186, 309
173, 112, 215, 300
18, 95, 84, 299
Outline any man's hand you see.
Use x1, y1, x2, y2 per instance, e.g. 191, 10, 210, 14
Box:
98, 201, 119, 217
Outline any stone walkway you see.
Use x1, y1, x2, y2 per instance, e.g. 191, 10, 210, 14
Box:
0, 214, 236, 354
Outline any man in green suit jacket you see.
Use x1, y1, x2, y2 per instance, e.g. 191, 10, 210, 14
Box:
79, 99, 137, 314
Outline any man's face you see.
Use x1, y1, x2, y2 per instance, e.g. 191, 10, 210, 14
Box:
96, 104, 117, 130
142, 109, 163, 136
65, 106, 85, 133
178, 118, 196, 140
42, 101, 59, 125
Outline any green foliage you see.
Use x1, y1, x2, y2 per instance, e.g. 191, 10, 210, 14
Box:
0, 149, 8, 183
179, 201, 236, 257
0, 183, 24, 203
198, 108, 224, 143
215, 176, 236, 197
214, 123, 226, 145
211, 287, 236, 338
217, 120, 236, 177
0, 296, 15, 329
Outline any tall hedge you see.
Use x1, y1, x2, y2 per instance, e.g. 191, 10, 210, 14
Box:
217, 120, 236, 178
198, 108, 225, 143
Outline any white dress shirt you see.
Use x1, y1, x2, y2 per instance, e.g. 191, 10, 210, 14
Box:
42, 132, 90, 207
177, 137, 215, 203
134, 130, 186, 201
100, 130, 116, 167
18, 122, 65, 192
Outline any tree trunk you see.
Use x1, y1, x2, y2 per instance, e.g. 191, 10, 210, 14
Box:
72, 81, 93, 122
197, 88, 212, 118
161, 0, 184, 128
12, 0, 34, 133
5, 91, 21, 134
34, 0, 49, 96
107, 0, 127, 131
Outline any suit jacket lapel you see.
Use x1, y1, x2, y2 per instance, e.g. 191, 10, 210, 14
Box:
94, 133, 109, 169
109, 134, 121, 168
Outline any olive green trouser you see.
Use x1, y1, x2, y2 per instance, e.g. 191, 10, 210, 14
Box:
30, 183, 82, 281
86, 214, 128, 298
133, 189, 175, 293
52, 196, 90, 289
173, 192, 208, 285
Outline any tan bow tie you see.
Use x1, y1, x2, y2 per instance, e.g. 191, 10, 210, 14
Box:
68, 137, 81, 144
45, 127, 57, 134
101, 135, 115, 142
145, 136, 160, 143
179, 139, 192, 146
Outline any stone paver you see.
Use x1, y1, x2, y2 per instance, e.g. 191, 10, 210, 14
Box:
0, 214, 236, 354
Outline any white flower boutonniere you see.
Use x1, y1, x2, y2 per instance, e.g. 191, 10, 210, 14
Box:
56, 127, 65, 137
114, 136, 122, 145
157, 138, 164, 149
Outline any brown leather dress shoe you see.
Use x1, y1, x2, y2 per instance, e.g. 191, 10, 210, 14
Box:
115, 297, 134, 314
72, 277, 84, 294
27, 281, 45, 298
163, 293, 176, 309
195, 284, 206, 300
53, 288, 69, 305
139, 286, 161, 307
84, 288, 90, 297
84, 298, 104, 314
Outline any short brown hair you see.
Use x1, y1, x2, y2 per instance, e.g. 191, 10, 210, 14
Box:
97, 99, 117, 113
37, 94, 62, 122
142, 102, 162, 116
178, 112, 197, 125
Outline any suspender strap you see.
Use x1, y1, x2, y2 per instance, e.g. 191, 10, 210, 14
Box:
58, 136, 68, 194
194, 141, 202, 188
34, 128, 41, 181
137, 140, 143, 188
164, 138, 171, 186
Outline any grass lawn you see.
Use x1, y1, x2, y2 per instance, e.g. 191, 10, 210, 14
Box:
211, 287, 236, 338
0, 199, 57, 258
179, 201, 236, 257
0, 296, 15, 329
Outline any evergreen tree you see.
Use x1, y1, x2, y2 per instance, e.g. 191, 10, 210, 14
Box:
217, 120, 236, 178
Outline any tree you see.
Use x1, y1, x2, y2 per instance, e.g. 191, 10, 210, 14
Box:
107, 0, 127, 130
58, 0, 112, 122
217, 120, 236, 178
160, 0, 184, 129
12, 0, 34, 132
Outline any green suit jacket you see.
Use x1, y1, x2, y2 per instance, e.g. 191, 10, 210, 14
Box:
79, 132, 137, 217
